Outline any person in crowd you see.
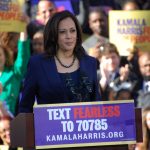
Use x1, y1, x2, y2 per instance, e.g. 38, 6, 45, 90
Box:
0, 102, 22, 150
126, 46, 141, 78
122, 0, 140, 10
0, 30, 30, 115
27, 0, 56, 39
0, 116, 12, 148
98, 43, 137, 101
142, 107, 150, 149
82, 8, 109, 59
135, 107, 150, 150
0, 32, 19, 62
32, 29, 44, 55
142, 0, 150, 9
108, 77, 136, 100
136, 51, 150, 108
0, 115, 21, 150
19, 10, 101, 113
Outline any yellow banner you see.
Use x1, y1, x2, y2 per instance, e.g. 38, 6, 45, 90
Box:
109, 10, 150, 56
0, 0, 26, 32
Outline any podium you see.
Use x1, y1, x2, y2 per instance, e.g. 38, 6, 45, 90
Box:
10, 108, 143, 150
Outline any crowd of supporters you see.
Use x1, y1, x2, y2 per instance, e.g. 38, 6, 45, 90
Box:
0, 0, 150, 149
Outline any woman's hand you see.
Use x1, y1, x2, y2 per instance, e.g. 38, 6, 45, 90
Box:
19, 14, 30, 41
119, 64, 130, 81
99, 61, 111, 91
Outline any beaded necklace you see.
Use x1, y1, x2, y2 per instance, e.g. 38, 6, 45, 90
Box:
55, 55, 76, 68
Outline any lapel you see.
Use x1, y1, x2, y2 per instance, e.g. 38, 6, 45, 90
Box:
79, 56, 87, 73
41, 56, 58, 81
41, 56, 67, 99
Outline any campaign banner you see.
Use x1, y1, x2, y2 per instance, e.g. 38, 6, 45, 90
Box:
109, 10, 150, 56
0, 0, 26, 32
33, 100, 136, 149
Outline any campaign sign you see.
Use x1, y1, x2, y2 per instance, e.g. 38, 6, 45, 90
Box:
33, 100, 136, 149
109, 10, 150, 56
0, 0, 26, 32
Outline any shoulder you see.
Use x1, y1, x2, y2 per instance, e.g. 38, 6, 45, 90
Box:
83, 35, 97, 43
28, 20, 42, 27
28, 54, 48, 67
99, 35, 109, 41
29, 53, 54, 66
82, 35, 99, 51
30, 53, 43, 62
137, 92, 150, 108
30, 53, 47, 61
81, 55, 97, 65
82, 55, 97, 62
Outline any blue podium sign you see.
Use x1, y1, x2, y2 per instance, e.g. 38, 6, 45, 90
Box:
33, 100, 136, 149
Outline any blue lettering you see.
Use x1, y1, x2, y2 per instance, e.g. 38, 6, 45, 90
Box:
0, 4, 9, 11
117, 19, 146, 26
117, 27, 143, 35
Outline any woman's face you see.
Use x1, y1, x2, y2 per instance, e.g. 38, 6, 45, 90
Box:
0, 119, 10, 145
0, 47, 6, 70
89, 11, 107, 36
32, 32, 44, 54
146, 112, 150, 129
57, 17, 77, 53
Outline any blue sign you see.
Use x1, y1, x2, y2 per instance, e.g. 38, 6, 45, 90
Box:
33, 100, 136, 149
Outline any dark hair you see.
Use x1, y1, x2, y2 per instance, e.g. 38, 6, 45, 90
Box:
89, 7, 108, 18
44, 10, 86, 58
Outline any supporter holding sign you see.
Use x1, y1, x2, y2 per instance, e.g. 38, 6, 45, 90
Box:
0, 14, 30, 115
